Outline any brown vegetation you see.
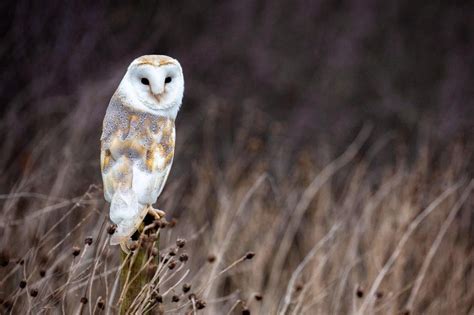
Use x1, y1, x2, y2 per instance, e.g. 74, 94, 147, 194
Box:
0, 100, 472, 313
1, 1, 473, 314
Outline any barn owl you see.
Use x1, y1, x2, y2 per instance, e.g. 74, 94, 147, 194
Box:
100, 55, 184, 250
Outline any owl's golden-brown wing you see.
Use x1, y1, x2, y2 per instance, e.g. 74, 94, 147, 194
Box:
100, 100, 136, 202
100, 131, 135, 203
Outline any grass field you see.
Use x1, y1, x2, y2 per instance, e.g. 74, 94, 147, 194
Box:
1, 2, 473, 314
0, 96, 472, 314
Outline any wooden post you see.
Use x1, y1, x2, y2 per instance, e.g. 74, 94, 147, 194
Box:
119, 217, 160, 314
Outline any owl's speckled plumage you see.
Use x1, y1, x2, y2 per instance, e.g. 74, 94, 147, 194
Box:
101, 98, 175, 202
100, 55, 184, 248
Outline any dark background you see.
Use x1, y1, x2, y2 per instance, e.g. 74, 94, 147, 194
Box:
0, 0, 473, 188
0, 3, 473, 313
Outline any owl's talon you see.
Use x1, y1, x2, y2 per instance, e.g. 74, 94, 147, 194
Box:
147, 206, 165, 220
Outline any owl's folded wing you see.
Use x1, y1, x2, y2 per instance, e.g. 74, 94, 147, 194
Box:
100, 129, 132, 203
100, 143, 120, 203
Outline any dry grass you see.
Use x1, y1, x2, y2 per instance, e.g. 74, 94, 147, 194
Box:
0, 93, 472, 314
1, 2, 473, 314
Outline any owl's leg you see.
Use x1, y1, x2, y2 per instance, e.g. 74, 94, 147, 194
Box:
147, 205, 165, 220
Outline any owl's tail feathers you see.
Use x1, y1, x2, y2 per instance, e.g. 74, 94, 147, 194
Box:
109, 188, 146, 246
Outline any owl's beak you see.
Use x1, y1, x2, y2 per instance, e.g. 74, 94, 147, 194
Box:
152, 92, 163, 102
150, 85, 164, 101
150, 81, 165, 100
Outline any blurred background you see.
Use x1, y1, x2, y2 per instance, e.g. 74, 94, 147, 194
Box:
0, 1, 473, 314
1, 1, 473, 188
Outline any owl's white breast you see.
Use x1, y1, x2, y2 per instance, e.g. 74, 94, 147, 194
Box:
132, 162, 172, 205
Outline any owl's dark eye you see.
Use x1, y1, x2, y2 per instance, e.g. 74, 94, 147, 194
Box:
165, 77, 172, 84
141, 78, 149, 85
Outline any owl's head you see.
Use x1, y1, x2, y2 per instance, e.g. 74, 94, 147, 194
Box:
117, 55, 184, 118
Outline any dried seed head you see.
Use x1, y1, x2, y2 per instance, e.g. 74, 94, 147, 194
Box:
254, 294, 263, 301
84, 237, 93, 246
30, 289, 38, 297
179, 253, 189, 262
72, 246, 81, 257
245, 252, 255, 260
151, 247, 159, 257
196, 299, 206, 309
168, 260, 177, 270
107, 224, 117, 235
169, 249, 176, 256
242, 308, 251, 315
295, 284, 303, 292
375, 291, 384, 299
129, 241, 138, 251
172, 295, 180, 302
80, 297, 88, 304
176, 238, 186, 248
207, 254, 216, 263
182, 283, 191, 293
97, 297, 105, 309
19, 280, 27, 289
140, 234, 149, 243
356, 286, 364, 298
39, 270, 46, 277
155, 295, 163, 303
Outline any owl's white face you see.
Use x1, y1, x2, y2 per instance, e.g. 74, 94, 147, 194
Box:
117, 55, 184, 118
